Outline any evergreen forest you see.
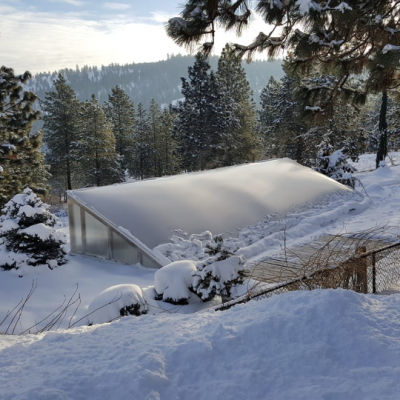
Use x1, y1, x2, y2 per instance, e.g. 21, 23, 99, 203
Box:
1, 0, 400, 206
28, 54, 284, 109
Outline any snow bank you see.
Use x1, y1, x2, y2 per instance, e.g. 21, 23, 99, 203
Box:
154, 260, 198, 304
1, 289, 400, 400
87, 284, 147, 325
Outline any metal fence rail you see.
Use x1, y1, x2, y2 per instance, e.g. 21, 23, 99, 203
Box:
214, 241, 400, 312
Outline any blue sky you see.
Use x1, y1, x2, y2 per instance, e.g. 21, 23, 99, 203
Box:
9, 0, 179, 21
0, 0, 266, 73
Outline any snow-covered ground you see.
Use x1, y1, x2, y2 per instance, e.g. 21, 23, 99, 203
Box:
1, 153, 400, 400
1, 289, 400, 400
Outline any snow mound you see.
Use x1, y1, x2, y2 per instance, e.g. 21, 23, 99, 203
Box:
2, 290, 400, 400
154, 260, 198, 304
87, 284, 147, 325
365, 183, 386, 198
373, 164, 394, 177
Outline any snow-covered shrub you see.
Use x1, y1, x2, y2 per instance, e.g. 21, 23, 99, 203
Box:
204, 234, 238, 261
87, 284, 147, 325
315, 147, 356, 189
154, 260, 198, 305
0, 188, 66, 270
192, 255, 247, 302
154, 231, 213, 262
154, 231, 241, 264
155, 235, 248, 303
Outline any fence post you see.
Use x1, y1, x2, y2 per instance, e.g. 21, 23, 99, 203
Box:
372, 253, 376, 294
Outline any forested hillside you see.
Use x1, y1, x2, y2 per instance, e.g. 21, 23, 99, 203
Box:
28, 55, 283, 107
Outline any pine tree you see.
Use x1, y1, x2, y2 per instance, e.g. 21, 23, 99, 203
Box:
131, 104, 153, 179
0, 66, 49, 207
42, 74, 81, 194
0, 188, 66, 270
168, 1, 400, 169
216, 45, 260, 165
259, 76, 282, 157
192, 235, 247, 302
147, 99, 163, 177
78, 95, 124, 187
175, 54, 223, 171
168, 1, 400, 98
104, 86, 137, 173
314, 143, 356, 189
159, 107, 179, 176
266, 73, 306, 163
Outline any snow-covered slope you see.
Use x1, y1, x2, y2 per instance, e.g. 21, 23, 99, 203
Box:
1, 289, 400, 400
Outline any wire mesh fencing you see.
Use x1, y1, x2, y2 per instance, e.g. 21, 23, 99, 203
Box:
214, 241, 400, 312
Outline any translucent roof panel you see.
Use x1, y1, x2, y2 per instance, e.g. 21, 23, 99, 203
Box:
69, 159, 351, 249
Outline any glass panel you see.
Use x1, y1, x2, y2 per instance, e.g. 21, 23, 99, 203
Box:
84, 212, 109, 258
70, 203, 83, 253
111, 232, 138, 265
142, 253, 161, 269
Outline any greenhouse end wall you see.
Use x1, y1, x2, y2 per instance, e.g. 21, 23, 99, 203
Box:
67, 198, 162, 269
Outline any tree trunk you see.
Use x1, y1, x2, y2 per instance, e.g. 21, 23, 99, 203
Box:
376, 91, 388, 169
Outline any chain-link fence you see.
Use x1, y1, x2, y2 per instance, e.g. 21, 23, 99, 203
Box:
215, 241, 400, 312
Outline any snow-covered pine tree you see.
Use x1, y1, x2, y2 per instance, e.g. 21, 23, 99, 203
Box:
42, 74, 81, 194
298, 74, 365, 166
216, 45, 260, 165
314, 134, 356, 189
0, 66, 49, 207
78, 95, 124, 187
0, 188, 66, 270
265, 71, 306, 163
258, 76, 282, 157
104, 86, 137, 173
174, 54, 223, 171
192, 234, 247, 302
167, 0, 400, 169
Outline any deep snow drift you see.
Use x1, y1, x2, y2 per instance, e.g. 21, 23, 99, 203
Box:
1, 289, 400, 400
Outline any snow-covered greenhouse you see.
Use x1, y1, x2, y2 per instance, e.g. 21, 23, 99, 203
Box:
67, 159, 351, 268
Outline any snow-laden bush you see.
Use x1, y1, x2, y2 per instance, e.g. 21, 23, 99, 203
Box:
154, 231, 213, 261
192, 255, 247, 301
155, 235, 247, 303
315, 147, 356, 189
154, 260, 198, 305
204, 234, 238, 261
87, 284, 147, 325
0, 188, 66, 270
154, 231, 240, 263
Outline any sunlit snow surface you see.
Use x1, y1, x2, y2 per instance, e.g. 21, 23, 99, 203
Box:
71, 159, 350, 248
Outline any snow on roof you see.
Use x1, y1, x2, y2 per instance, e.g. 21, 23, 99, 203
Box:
69, 159, 351, 249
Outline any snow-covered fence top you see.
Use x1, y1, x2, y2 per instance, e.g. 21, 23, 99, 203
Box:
69, 159, 351, 249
